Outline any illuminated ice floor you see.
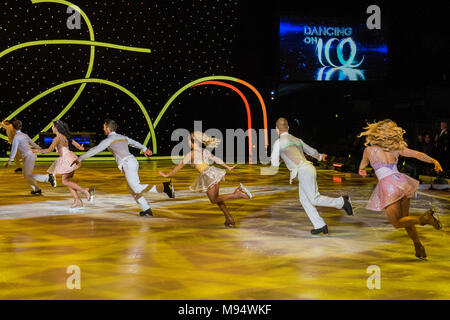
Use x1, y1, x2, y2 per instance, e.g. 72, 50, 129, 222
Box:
0, 160, 449, 299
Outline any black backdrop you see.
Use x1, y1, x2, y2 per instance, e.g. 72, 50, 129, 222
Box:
1, 0, 449, 156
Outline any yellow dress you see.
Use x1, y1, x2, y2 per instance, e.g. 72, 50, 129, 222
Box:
190, 161, 226, 192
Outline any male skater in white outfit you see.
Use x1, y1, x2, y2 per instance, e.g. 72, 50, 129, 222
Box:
266, 118, 353, 235
1, 119, 22, 173
5, 120, 56, 194
72, 119, 174, 216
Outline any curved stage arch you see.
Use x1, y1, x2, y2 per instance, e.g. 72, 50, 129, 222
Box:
146, 76, 269, 156
192, 81, 254, 159
1, 0, 153, 150
4, 78, 158, 153
30, 0, 97, 140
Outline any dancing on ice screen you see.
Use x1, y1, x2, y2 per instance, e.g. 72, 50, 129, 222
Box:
280, 17, 388, 81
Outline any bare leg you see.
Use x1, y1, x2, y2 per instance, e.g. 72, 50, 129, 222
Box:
211, 186, 249, 203
62, 172, 89, 197
67, 187, 82, 207
143, 184, 165, 193
155, 184, 164, 193
385, 199, 420, 228
386, 197, 427, 259
400, 197, 426, 259
218, 202, 234, 226
400, 197, 420, 243
62, 172, 85, 207
206, 183, 236, 226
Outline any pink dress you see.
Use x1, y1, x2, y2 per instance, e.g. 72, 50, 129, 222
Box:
365, 146, 419, 211
47, 146, 81, 175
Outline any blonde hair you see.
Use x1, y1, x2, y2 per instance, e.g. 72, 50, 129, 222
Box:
358, 119, 408, 151
190, 131, 221, 148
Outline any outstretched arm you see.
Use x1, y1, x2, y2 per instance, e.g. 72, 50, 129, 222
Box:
127, 137, 150, 153
399, 148, 434, 163
300, 139, 325, 161
270, 139, 281, 167
399, 148, 443, 172
259, 139, 281, 176
71, 139, 85, 151
127, 137, 152, 156
158, 152, 191, 178
77, 138, 112, 162
6, 138, 19, 167
358, 148, 370, 177
28, 136, 40, 149
34, 136, 58, 154
207, 150, 236, 171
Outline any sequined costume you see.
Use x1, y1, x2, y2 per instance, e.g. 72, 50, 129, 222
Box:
47, 146, 81, 175
362, 146, 433, 211
189, 150, 226, 192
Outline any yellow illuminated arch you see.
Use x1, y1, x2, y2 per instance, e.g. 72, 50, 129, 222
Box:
4, 79, 157, 153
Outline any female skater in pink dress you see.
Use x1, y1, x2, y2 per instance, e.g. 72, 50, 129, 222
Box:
358, 119, 443, 259
158, 132, 251, 228
33, 120, 94, 208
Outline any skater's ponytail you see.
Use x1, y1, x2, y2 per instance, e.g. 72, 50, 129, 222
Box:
191, 131, 221, 148
53, 120, 73, 144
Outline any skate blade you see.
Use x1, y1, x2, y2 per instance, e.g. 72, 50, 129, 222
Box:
311, 234, 329, 238
240, 183, 253, 199
431, 208, 443, 230
89, 187, 95, 203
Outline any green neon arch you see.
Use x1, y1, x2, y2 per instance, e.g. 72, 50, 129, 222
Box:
1, 0, 152, 146
4, 79, 157, 153
0, 40, 151, 59
145, 76, 269, 147
30, 0, 97, 140
0, 39, 150, 141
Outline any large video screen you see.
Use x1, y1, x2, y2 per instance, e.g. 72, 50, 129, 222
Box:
280, 16, 387, 81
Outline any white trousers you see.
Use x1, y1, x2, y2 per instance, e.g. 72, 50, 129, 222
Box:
122, 156, 157, 211
297, 162, 344, 229
23, 153, 49, 191
13, 150, 22, 168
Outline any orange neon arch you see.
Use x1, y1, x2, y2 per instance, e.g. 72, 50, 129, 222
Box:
152, 76, 269, 154
235, 79, 268, 147
193, 80, 254, 159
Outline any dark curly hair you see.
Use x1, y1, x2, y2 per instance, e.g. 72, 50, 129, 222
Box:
53, 120, 73, 143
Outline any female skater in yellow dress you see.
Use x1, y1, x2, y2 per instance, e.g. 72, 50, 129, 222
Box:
358, 119, 443, 259
158, 132, 251, 227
